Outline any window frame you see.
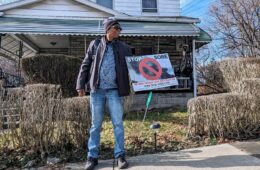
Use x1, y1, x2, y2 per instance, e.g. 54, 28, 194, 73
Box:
141, 0, 158, 13
96, 0, 114, 9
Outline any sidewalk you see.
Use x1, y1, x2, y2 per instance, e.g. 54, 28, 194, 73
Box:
65, 140, 260, 170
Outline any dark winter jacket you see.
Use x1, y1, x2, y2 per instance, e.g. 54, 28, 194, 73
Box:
76, 37, 132, 97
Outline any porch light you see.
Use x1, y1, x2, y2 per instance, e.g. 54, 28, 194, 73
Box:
150, 121, 161, 152
50, 42, 57, 46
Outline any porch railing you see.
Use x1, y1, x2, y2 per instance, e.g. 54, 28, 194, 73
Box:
0, 68, 24, 88
176, 77, 192, 90
0, 108, 20, 130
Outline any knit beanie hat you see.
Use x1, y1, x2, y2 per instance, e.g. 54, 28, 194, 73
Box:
103, 19, 122, 33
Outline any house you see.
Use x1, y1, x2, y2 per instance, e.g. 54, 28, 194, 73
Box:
0, 0, 211, 109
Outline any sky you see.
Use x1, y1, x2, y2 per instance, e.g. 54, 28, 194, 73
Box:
181, 0, 215, 28
181, 0, 225, 62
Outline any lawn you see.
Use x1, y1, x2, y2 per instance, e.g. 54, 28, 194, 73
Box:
0, 109, 192, 168
99, 109, 189, 159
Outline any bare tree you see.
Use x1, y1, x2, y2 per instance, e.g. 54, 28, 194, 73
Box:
197, 61, 228, 94
195, 43, 228, 95
209, 0, 260, 58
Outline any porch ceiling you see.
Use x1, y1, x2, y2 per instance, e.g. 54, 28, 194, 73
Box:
0, 17, 201, 37
0, 34, 34, 59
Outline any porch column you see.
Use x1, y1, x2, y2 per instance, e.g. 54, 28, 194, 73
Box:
157, 37, 160, 53
192, 39, 197, 97
84, 35, 87, 54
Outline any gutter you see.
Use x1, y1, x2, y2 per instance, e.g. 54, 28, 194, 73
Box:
115, 16, 201, 24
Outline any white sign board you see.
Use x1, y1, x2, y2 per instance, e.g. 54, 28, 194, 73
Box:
125, 53, 178, 92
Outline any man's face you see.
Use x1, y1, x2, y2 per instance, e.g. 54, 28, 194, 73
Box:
107, 25, 122, 39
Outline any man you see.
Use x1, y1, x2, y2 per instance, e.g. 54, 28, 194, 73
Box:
76, 19, 132, 170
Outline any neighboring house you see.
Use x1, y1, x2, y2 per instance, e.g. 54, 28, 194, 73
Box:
0, 0, 211, 109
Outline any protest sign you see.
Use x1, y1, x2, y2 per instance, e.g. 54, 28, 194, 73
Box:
126, 53, 178, 92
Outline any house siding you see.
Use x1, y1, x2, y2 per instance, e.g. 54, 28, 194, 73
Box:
159, 0, 180, 16
2, 0, 181, 17
114, 0, 141, 16
4, 0, 112, 18
114, 0, 180, 16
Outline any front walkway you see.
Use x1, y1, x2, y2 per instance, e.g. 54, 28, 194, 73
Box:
65, 140, 260, 170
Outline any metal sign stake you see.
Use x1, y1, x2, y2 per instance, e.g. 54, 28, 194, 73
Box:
142, 91, 153, 123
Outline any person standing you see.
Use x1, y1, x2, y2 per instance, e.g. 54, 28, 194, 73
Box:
76, 19, 132, 170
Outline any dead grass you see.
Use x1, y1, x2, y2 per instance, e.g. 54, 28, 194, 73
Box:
99, 109, 189, 159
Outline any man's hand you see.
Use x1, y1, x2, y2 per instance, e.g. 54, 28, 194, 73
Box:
77, 89, 85, 97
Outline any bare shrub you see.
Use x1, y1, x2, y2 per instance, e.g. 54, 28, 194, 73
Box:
19, 84, 62, 156
0, 84, 91, 164
187, 58, 260, 140
187, 93, 260, 139
123, 95, 134, 113
21, 54, 81, 97
0, 86, 24, 149
233, 78, 260, 99
219, 58, 260, 91
61, 97, 91, 149
0, 80, 4, 97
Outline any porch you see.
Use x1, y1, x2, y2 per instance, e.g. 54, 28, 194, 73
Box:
0, 18, 211, 92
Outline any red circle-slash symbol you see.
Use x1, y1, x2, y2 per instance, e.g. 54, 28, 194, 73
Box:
139, 58, 162, 80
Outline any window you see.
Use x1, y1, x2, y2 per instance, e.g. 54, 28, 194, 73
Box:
97, 0, 113, 9
142, 0, 157, 12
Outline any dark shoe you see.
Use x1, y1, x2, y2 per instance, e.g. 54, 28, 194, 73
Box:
84, 157, 98, 170
117, 155, 129, 169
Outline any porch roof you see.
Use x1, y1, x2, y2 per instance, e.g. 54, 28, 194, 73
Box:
195, 28, 212, 42
0, 17, 202, 37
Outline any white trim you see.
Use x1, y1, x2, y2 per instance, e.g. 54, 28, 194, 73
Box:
0, 0, 42, 11
116, 16, 200, 23
2, 15, 108, 20
0, 12, 4, 16
195, 40, 211, 43
0, 32, 200, 37
191, 24, 200, 33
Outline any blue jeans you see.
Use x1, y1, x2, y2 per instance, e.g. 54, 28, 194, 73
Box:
88, 89, 125, 158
